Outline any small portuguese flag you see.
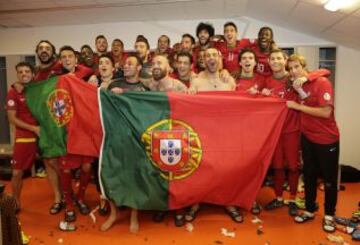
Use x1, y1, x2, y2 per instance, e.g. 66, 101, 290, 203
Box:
26, 75, 288, 210
25, 75, 102, 158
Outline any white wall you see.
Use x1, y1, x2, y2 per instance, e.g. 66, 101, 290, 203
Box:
335, 46, 360, 168
0, 17, 332, 55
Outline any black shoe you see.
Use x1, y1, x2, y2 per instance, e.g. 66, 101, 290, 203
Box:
65, 210, 76, 222
225, 208, 243, 223
152, 211, 167, 223
76, 200, 90, 215
174, 214, 185, 227
265, 199, 284, 210
98, 199, 109, 216
251, 202, 261, 215
294, 212, 314, 223
288, 202, 298, 216
50, 202, 64, 215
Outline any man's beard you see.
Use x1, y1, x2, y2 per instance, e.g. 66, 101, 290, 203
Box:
38, 53, 54, 65
200, 38, 209, 47
153, 68, 167, 81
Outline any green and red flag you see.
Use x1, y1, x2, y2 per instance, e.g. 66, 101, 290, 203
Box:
96, 90, 287, 210
25, 74, 102, 158
26, 75, 288, 210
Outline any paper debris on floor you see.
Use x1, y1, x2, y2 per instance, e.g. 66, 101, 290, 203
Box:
185, 223, 194, 232
252, 216, 263, 224
220, 228, 235, 238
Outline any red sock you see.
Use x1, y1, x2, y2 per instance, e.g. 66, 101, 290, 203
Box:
77, 168, 91, 202
273, 169, 285, 197
288, 169, 299, 197
60, 170, 74, 209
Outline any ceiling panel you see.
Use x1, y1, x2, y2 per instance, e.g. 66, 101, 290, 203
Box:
323, 28, 360, 50
299, 0, 326, 6
290, 1, 345, 32
0, 1, 56, 11
330, 15, 360, 35
246, 0, 297, 17
0, 17, 32, 28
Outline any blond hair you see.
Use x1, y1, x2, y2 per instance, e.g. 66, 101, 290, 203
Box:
287, 54, 307, 69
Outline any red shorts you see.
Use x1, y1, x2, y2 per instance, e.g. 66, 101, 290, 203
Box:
11, 139, 38, 170
59, 154, 94, 170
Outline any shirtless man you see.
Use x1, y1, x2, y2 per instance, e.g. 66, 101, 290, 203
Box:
190, 48, 235, 92
187, 48, 240, 223
143, 55, 187, 93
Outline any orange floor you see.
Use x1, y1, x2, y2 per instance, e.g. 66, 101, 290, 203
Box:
4, 178, 359, 245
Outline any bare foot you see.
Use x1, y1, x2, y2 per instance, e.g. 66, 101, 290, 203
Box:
100, 215, 117, 231
129, 209, 139, 233
129, 220, 139, 234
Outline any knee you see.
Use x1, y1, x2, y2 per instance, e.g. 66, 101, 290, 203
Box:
12, 170, 23, 178
60, 168, 71, 175
44, 159, 58, 169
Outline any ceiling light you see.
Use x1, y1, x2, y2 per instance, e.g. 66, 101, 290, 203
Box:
324, 0, 355, 12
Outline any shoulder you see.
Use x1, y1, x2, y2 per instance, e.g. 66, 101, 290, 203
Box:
313, 76, 332, 89
7, 86, 17, 96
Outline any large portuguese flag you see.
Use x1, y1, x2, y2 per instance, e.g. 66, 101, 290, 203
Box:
26, 74, 288, 211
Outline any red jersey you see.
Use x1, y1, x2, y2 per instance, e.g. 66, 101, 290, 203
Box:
214, 39, 252, 74
58, 64, 94, 80
110, 51, 129, 69
5, 85, 38, 138
300, 76, 339, 144
93, 52, 111, 66
250, 42, 272, 77
74, 64, 94, 80
236, 74, 265, 92
265, 75, 300, 133
34, 60, 63, 81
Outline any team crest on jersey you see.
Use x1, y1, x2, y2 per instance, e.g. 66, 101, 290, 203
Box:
7, 99, 15, 107
141, 119, 202, 181
47, 89, 73, 127
323, 92, 331, 101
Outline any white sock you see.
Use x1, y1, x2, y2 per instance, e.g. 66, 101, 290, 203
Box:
324, 215, 334, 221
304, 211, 314, 217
